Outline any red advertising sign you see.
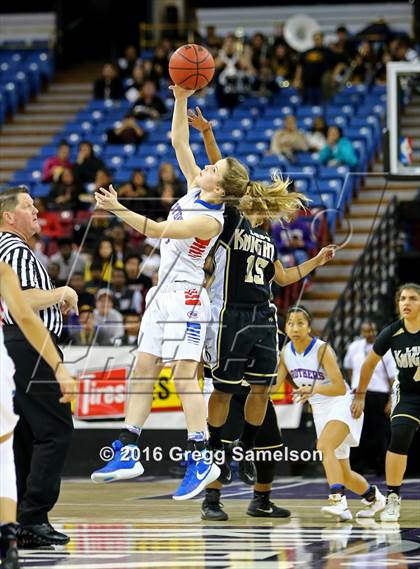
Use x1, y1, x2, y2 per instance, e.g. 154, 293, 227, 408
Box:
75, 368, 127, 419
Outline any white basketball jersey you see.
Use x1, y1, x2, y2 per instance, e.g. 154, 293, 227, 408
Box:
0, 300, 15, 377
284, 338, 349, 405
158, 190, 224, 286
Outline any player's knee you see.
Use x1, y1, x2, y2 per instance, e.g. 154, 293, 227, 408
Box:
316, 438, 334, 454
255, 458, 276, 484
388, 422, 416, 455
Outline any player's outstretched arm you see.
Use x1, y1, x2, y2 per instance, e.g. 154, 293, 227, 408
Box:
188, 106, 222, 164
0, 263, 76, 403
273, 245, 337, 286
169, 85, 201, 188
351, 350, 381, 418
95, 185, 221, 240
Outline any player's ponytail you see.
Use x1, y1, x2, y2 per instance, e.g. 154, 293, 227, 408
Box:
239, 173, 309, 223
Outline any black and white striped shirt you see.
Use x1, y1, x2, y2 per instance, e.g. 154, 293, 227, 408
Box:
0, 231, 63, 337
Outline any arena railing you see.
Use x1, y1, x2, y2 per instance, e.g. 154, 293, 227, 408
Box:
322, 196, 399, 364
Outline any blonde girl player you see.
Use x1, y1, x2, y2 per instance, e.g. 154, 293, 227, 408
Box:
91, 84, 267, 500
0, 263, 75, 569
352, 283, 420, 522
276, 305, 386, 521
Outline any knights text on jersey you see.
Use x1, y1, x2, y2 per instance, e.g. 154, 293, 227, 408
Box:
157, 190, 224, 286
213, 207, 277, 305
373, 319, 420, 394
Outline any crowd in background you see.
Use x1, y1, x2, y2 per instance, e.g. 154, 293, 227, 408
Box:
29, 21, 417, 345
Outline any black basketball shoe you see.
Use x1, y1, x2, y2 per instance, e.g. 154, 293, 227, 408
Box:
1, 523, 20, 569
18, 523, 70, 548
247, 495, 291, 518
201, 489, 229, 521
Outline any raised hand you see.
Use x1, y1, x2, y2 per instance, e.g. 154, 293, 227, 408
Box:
188, 106, 211, 132
169, 85, 195, 99
315, 244, 337, 266
94, 184, 120, 213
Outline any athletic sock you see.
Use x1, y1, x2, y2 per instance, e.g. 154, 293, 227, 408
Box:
362, 484, 376, 502
254, 489, 271, 502
387, 485, 401, 496
240, 421, 260, 450
329, 484, 345, 496
208, 424, 224, 449
119, 425, 142, 446
188, 431, 206, 452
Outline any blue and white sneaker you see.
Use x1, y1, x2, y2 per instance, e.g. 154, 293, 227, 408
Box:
91, 440, 144, 484
172, 451, 221, 501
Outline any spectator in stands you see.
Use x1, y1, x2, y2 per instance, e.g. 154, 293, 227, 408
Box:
131, 80, 167, 120
118, 45, 142, 78
79, 166, 114, 208
269, 114, 308, 161
110, 224, 135, 262
344, 321, 396, 474
111, 267, 142, 313
50, 237, 85, 283
85, 261, 108, 296
47, 261, 62, 286
119, 310, 142, 346
42, 140, 72, 183
124, 253, 152, 291
151, 44, 170, 83
245, 32, 268, 74
69, 304, 108, 346
140, 239, 161, 280
93, 289, 125, 345
118, 169, 155, 215
346, 41, 377, 84
107, 114, 145, 146
206, 25, 223, 52
156, 162, 184, 196
272, 218, 317, 265
319, 125, 358, 168
270, 43, 295, 84
293, 32, 337, 104
305, 116, 328, 152
93, 63, 124, 100
85, 237, 124, 284
49, 168, 82, 211
73, 141, 105, 185
215, 34, 253, 108
124, 64, 145, 103
329, 25, 355, 62
68, 271, 95, 307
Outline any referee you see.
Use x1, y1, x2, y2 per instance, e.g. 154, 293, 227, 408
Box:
0, 187, 78, 547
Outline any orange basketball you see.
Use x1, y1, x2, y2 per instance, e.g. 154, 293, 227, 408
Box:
169, 44, 215, 90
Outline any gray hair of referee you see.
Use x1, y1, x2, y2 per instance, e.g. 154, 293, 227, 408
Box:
0, 186, 30, 220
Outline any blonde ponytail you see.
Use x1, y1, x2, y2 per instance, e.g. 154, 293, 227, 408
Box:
239, 173, 309, 222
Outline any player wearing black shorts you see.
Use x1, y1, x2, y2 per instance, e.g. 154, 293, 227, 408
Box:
352, 283, 420, 521
188, 106, 336, 487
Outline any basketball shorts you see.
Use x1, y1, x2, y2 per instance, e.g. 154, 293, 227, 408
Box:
391, 382, 420, 428
0, 351, 18, 437
208, 303, 279, 392
138, 283, 210, 362
312, 393, 363, 459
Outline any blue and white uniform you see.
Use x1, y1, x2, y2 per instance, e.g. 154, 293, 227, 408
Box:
283, 338, 363, 459
138, 190, 224, 362
0, 301, 18, 437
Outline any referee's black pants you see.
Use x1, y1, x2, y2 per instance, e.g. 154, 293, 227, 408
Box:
5, 329, 74, 526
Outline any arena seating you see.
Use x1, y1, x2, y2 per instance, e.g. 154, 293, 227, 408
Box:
0, 48, 53, 125
8, 80, 386, 239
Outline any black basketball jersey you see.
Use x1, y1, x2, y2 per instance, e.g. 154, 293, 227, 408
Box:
213, 207, 277, 305
373, 319, 420, 394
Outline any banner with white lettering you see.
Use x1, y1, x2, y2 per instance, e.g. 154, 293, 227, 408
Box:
63, 346, 302, 428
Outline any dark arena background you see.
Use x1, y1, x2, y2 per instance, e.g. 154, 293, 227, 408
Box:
0, 0, 419, 568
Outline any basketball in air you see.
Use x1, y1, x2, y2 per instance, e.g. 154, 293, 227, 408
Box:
169, 44, 215, 90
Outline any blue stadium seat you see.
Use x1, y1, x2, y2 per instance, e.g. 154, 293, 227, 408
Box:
236, 141, 267, 155
245, 129, 273, 142
260, 155, 289, 169
296, 106, 323, 118
126, 155, 157, 169
31, 183, 50, 198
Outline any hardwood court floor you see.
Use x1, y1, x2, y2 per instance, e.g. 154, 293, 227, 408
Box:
18, 478, 420, 568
